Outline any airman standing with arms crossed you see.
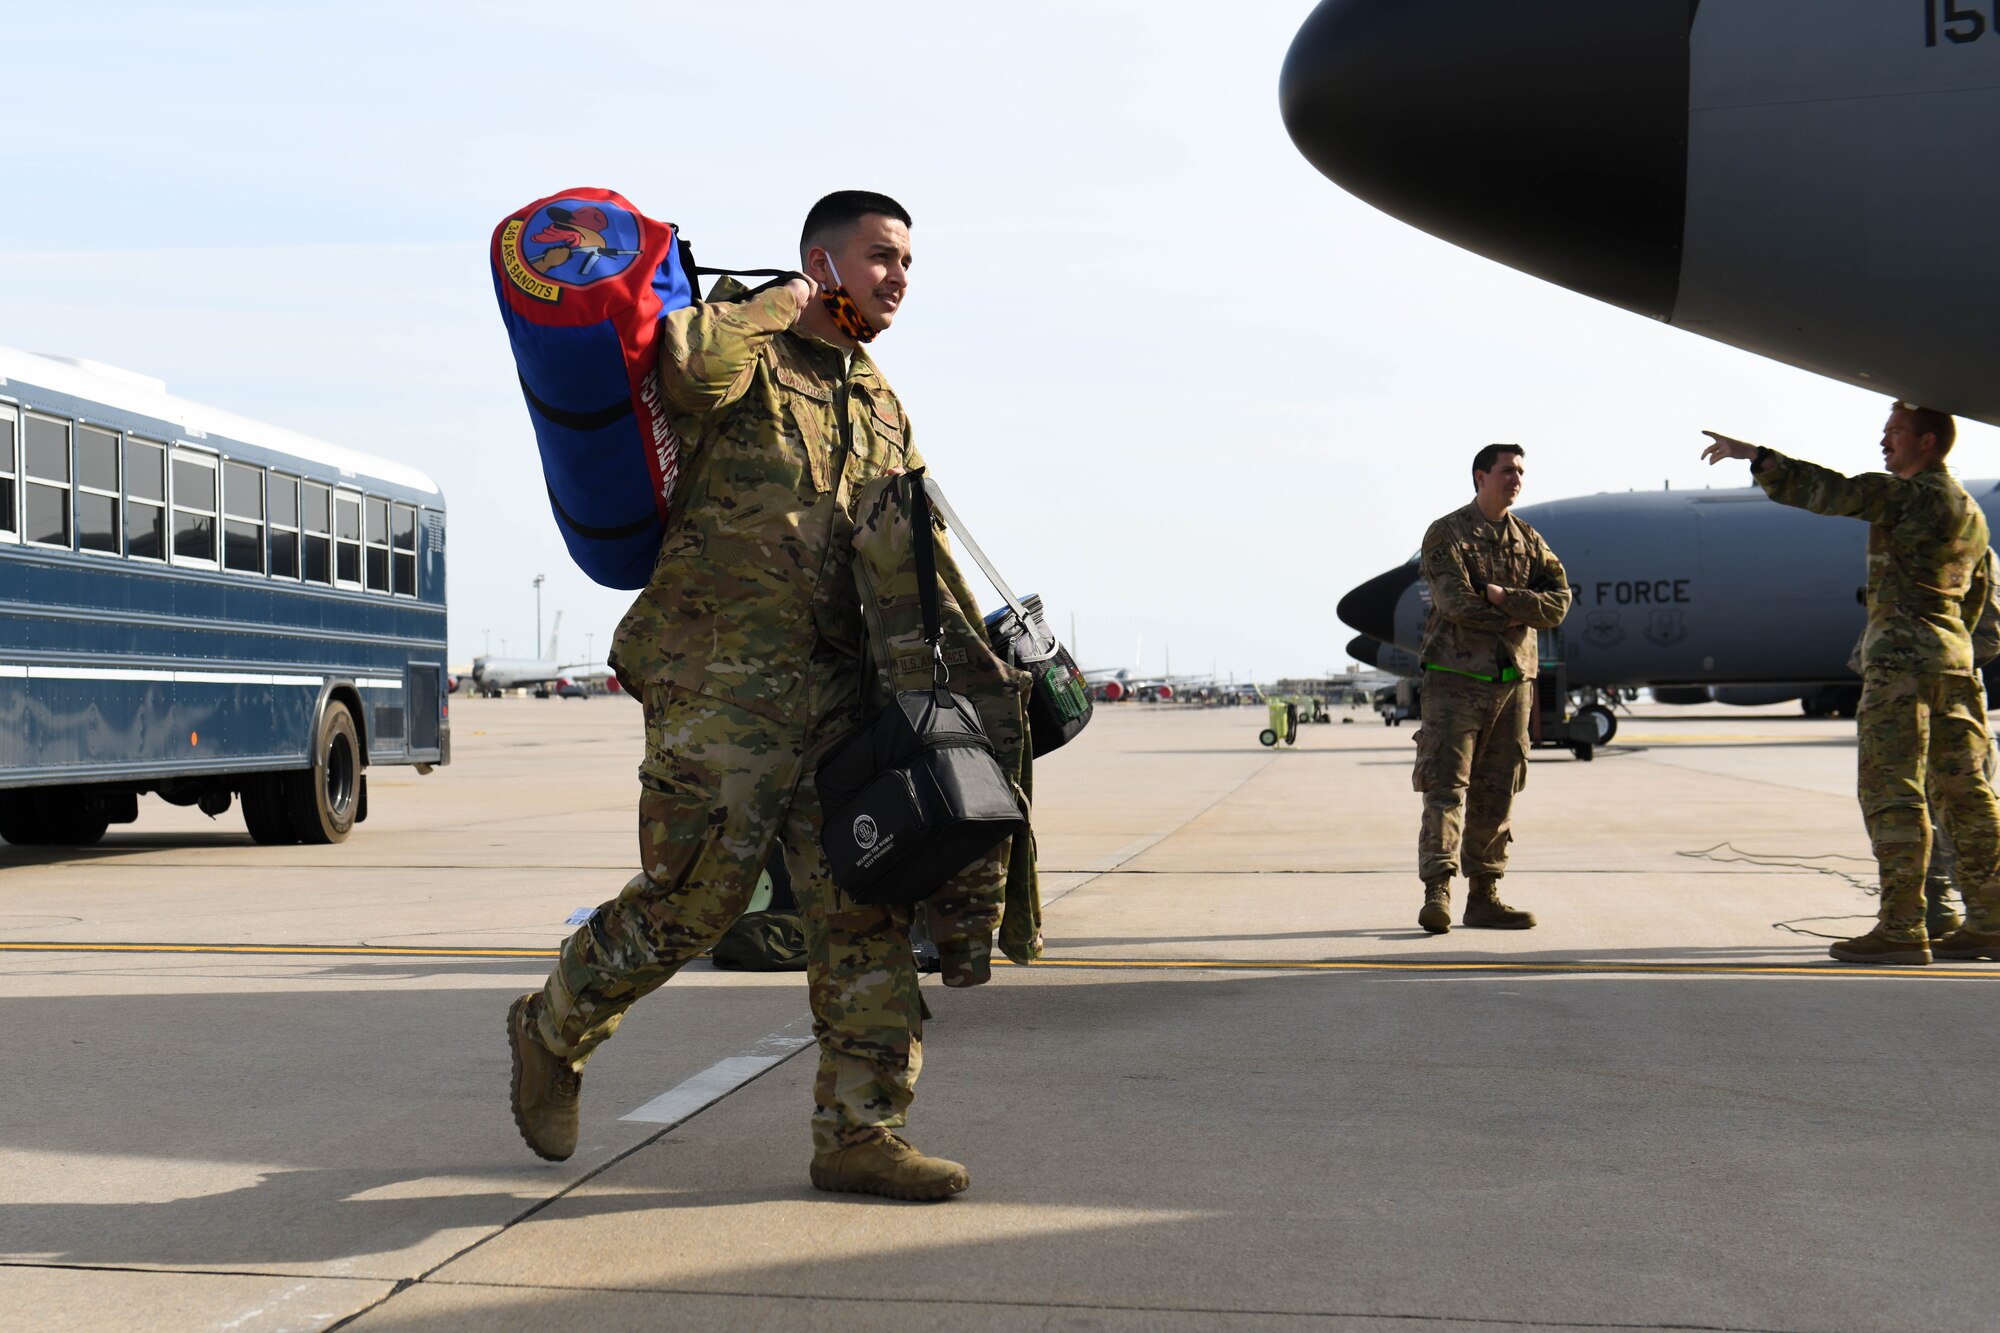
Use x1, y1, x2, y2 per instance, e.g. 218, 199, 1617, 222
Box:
1413, 444, 1572, 934
506, 192, 978, 1199
1704, 403, 2000, 964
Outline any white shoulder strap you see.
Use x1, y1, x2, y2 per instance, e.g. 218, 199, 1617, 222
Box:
921, 477, 1030, 623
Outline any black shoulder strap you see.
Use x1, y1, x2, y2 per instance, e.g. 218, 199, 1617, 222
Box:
679, 235, 800, 301
909, 468, 945, 680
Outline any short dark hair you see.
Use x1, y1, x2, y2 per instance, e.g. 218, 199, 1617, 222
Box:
800, 191, 911, 252
1893, 400, 1957, 456
1471, 442, 1525, 484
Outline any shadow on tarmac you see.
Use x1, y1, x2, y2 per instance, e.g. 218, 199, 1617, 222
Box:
2, 963, 1992, 1285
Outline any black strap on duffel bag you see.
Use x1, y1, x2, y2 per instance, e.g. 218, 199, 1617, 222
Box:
921, 478, 1093, 757
817, 476, 1027, 905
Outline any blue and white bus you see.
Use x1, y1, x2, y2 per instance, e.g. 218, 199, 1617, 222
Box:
0, 348, 449, 846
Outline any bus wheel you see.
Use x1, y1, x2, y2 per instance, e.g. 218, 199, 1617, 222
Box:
241, 777, 299, 845
289, 702, 360, 844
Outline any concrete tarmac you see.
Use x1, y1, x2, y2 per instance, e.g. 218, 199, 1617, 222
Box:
2, 697, 1994, 1331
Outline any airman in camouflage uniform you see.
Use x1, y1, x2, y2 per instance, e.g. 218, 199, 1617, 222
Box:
1705, 404, 2000, 965
1923, 549, 2000, 936
1847, 548, 2000, 937
508, 193, 981, 1199
1412, 444, 1572, 934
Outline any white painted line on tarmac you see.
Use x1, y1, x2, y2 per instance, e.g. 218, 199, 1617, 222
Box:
1085, 835, 1170, 873
619, 1028, 815, 1125
1049, 756, 1278, 904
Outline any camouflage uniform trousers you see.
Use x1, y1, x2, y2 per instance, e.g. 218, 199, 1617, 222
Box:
1413, 669, 1531, 886
1857, 667, 2000, 939
531, 656, 924, 1153
1925, 727, 1999, 911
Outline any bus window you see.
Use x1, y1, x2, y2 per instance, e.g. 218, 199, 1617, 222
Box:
77, 425, 121, 556
391, 503, 417, 597
301, 481, 332, 584
0, 405, 17, 543
125, 437, 167, 561
364, 496, 390, 593
268, 474, 300, 579
23, 413, 72, 549
223, 462, 265, 574
171, 448, 218, 566
334, 491, 362, 588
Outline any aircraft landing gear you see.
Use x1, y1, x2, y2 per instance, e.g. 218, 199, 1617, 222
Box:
1576, 703, 1618, 745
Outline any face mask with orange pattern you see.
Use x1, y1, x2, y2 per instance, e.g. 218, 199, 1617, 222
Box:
817, 255, 879, 344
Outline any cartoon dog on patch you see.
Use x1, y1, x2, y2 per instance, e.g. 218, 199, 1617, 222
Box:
528, 205, 638, 278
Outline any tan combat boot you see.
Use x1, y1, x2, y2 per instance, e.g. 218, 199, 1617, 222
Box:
810, 1132, 969, 1201
1828, 929, 1930, 966
508, 993, 581, 1161
1464, 880, 1535, 929
1930, 927, 2000, 961
1924, 880, 1965, 940
1418, 881, 1452, 935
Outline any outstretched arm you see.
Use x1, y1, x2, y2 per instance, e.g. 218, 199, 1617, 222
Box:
1701, 430, 1898, 521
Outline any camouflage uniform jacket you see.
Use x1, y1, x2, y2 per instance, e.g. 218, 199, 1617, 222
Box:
1418, 502, 1571, 681
1758, 454, 1990, 676
1846, 547, 1999, 675
607, 279, 923, 721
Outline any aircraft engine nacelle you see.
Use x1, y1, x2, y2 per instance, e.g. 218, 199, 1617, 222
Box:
1154, 684, 1174, 702
1097, 680, 1127, 703
1280, 0, 2000, 424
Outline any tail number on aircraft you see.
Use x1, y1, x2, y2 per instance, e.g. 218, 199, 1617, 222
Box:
1925, 1, 1994, 46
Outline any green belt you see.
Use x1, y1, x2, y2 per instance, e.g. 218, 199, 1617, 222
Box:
1422, 663, 1522, 683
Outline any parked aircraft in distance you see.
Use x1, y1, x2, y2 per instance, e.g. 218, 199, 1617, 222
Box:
466, 614, 621, 697
1081, 667, 1179, 703
1337, 480, 2000, 728
467, 657, 561, 696
1280, 0, 2000, 424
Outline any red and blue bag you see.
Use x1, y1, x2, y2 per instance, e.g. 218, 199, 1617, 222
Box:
489, 188, 785, 589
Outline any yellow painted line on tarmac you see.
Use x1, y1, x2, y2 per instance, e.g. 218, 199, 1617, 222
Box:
1020, 957, 1999, 979
0, 941, 558, 959
1616, 733, 1841, 745
0, 941, 1993, 979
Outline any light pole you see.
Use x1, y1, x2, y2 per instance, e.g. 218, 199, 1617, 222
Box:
532, 574, 546, 659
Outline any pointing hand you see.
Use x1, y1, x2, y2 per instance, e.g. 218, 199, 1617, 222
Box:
1700, 431, 1758, 466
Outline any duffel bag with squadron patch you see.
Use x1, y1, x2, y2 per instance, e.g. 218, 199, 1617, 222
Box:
489, 188, 789, 588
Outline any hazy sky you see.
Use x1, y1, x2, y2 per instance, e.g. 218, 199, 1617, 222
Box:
12, 2, 1990, 679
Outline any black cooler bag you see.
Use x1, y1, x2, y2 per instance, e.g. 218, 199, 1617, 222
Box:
817, 687, 1025, 905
